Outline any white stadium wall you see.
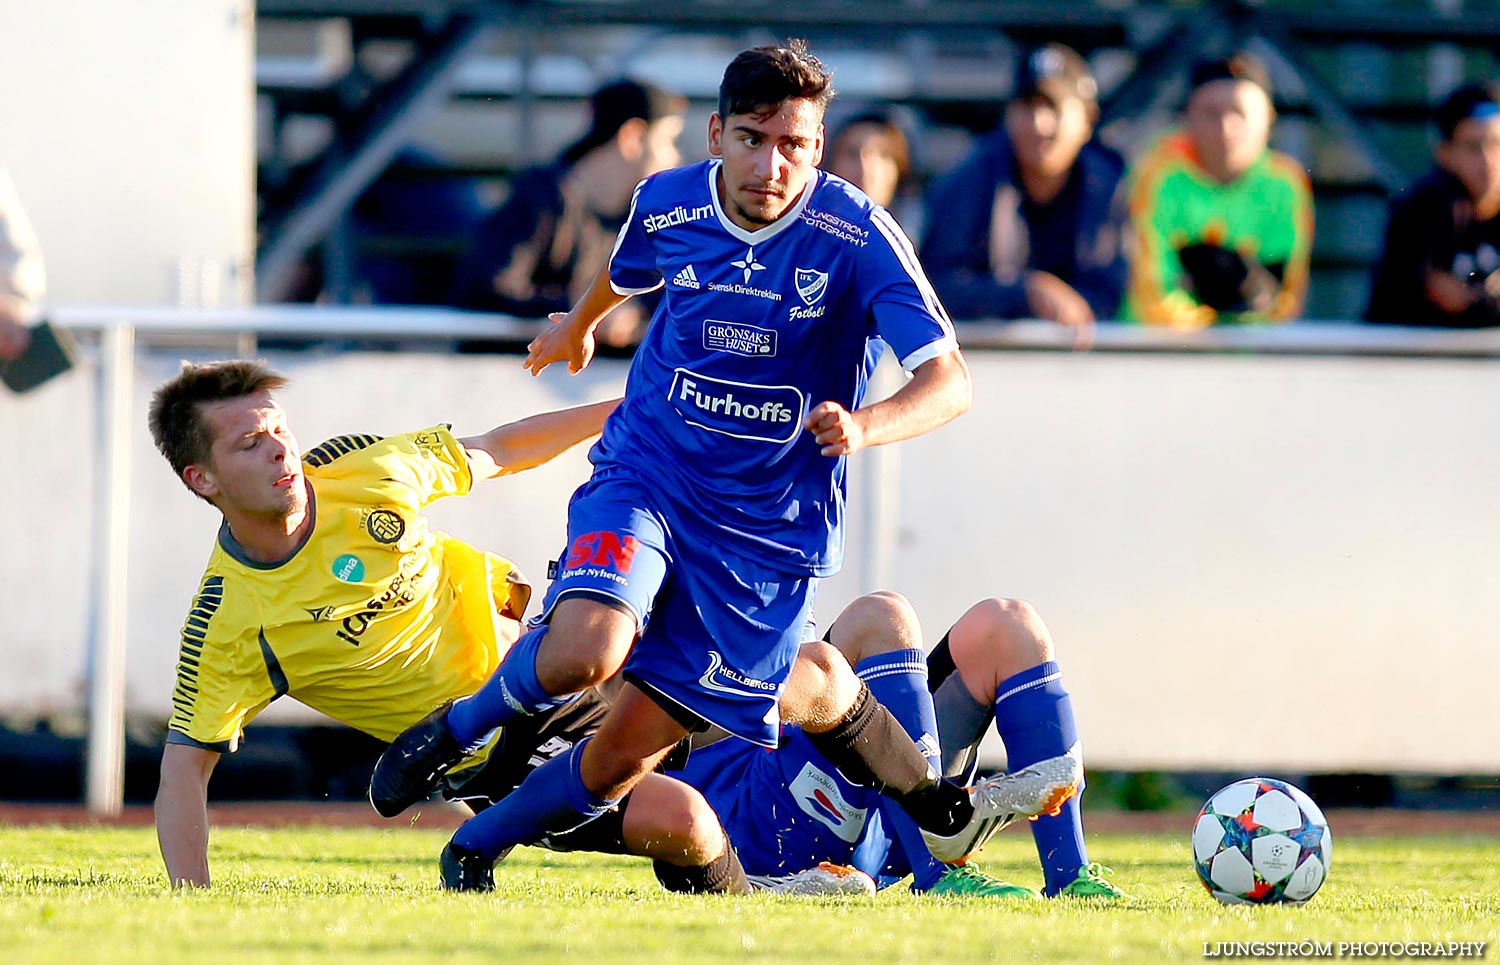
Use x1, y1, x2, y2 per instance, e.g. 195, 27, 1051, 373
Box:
0, 1, 254, 305
1, 343, 1496, 774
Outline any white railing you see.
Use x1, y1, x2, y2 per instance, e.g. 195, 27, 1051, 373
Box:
26, 306, 1500, 813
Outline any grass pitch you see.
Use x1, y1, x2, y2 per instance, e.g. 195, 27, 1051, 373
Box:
2, 821, 1495, 964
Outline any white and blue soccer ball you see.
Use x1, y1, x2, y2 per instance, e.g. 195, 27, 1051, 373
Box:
1192, 777, 1332, 905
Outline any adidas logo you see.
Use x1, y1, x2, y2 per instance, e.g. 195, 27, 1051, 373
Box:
673, 264, 701, 289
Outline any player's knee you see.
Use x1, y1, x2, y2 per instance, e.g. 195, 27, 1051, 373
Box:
624, 776, 726, 869
537, 598, 638, 690
952, 597, 1054, 677
651, 793, 724, 866
782, 641, 860, 729
828, 591, 920, 665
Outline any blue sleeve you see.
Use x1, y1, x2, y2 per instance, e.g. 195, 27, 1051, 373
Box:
608, 179, 665, 296
862, 207, 959, 371
1069, 163, 1130, 321
848, 806, 898, 882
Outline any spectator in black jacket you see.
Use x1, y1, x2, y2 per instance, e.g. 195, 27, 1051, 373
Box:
1367, 82, 1500, 328
920, 44, 1128, 335
450, 79, 686, 347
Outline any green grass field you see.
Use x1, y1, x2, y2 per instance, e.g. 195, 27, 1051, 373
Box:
2, 822, 1495, 964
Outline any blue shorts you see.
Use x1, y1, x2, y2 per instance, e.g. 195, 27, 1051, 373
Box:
534, 473, 815, 747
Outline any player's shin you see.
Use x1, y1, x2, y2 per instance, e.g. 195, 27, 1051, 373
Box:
448, 625, 577, 749
449, 738, 619, 862
992, 661, 1089, 895
802, 682, 975, 838
855, 652, 947, 890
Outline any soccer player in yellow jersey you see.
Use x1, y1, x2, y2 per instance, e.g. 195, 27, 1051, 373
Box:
147, 359, 630, 887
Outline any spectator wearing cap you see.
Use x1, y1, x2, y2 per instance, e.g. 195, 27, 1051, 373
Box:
1366, 82, 1500, 328
450, 79, 687, 347
1125, 52, 1313, 328
920, 43, 1128, 335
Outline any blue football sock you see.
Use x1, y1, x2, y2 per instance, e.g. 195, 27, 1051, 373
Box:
992, 660, 1088, 896
448, 625, 575, 751
450, 738, 618, 860
856, 650, 946, 891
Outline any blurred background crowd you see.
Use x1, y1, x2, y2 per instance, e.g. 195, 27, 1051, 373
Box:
237, 0, 1500, 350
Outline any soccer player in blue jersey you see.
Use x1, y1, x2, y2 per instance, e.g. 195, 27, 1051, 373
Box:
372, 39, 1076, 889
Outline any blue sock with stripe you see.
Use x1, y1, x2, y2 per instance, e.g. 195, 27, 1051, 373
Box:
992, 660, 1088, 895
855, 649, 946, 891
448, 625, 574, 751
450, 738, 618, 860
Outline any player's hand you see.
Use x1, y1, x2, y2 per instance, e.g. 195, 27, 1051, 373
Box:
524, 312, 595, 376
805, 401, 865, 457
0, 313, 31, 362
1025, 271, 1095, 351
1425, 268, 1480, 315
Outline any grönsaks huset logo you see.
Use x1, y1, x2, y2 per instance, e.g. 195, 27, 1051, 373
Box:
703, 319, 776, 357
668, 368, 804, 443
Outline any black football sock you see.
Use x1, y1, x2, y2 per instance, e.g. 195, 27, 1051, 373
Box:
804, 682, 975, 836
653, 835, 751, 895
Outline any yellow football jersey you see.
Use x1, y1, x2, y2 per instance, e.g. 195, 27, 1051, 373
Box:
166, 425, 530, 756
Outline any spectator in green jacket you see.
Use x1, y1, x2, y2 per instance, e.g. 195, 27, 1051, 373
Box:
1125, 52, 1313, 329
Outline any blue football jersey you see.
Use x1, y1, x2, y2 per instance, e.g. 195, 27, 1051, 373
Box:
675, 727, 897, 879
592, 160, 957, 576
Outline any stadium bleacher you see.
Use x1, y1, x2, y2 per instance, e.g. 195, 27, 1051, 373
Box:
254, 0, 1500, 318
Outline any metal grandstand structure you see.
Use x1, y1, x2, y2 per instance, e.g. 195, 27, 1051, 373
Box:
253, 0, 1500, 316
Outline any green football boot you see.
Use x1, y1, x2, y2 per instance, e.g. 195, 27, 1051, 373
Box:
1056, 861, 1130, 900
927, 863, 1041, 900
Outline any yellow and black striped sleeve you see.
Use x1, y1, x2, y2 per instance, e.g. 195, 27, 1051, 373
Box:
302, 432, 384, 469
165, 575, 276, 753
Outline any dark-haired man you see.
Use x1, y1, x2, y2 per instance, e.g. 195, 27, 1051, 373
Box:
1366, 82, 1500, 328
147, 360, 642, 887
371, 38, 1066, 890
450, 79, 687, 347
1125, 52, 1313, 327
921, 44, 1128, 333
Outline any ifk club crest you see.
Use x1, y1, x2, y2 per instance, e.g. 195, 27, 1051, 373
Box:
795, 268, 829, 306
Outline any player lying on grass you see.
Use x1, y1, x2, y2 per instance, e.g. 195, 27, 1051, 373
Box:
435, 592, 1120, 899
666, 592, 1127, 899
149, 360, 1076, 891
147, 359, 618, 888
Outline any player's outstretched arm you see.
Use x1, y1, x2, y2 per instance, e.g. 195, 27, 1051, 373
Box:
523, 259, 631, 377
461, 398, 622, 479
155, 743, 220, 888
805, 350, 972, 457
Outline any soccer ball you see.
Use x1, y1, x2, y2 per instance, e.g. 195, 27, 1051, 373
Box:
1191, 777, 1332, 905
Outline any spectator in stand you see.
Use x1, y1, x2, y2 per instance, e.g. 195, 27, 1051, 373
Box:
0, 166, 45, 363
449, 79, 687, 348
1125, 52, 1313, 329
920, 44, 1127, 337
354, 147, 488, 306
1366, 82, 1500, 328
825, 109, 912, 211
